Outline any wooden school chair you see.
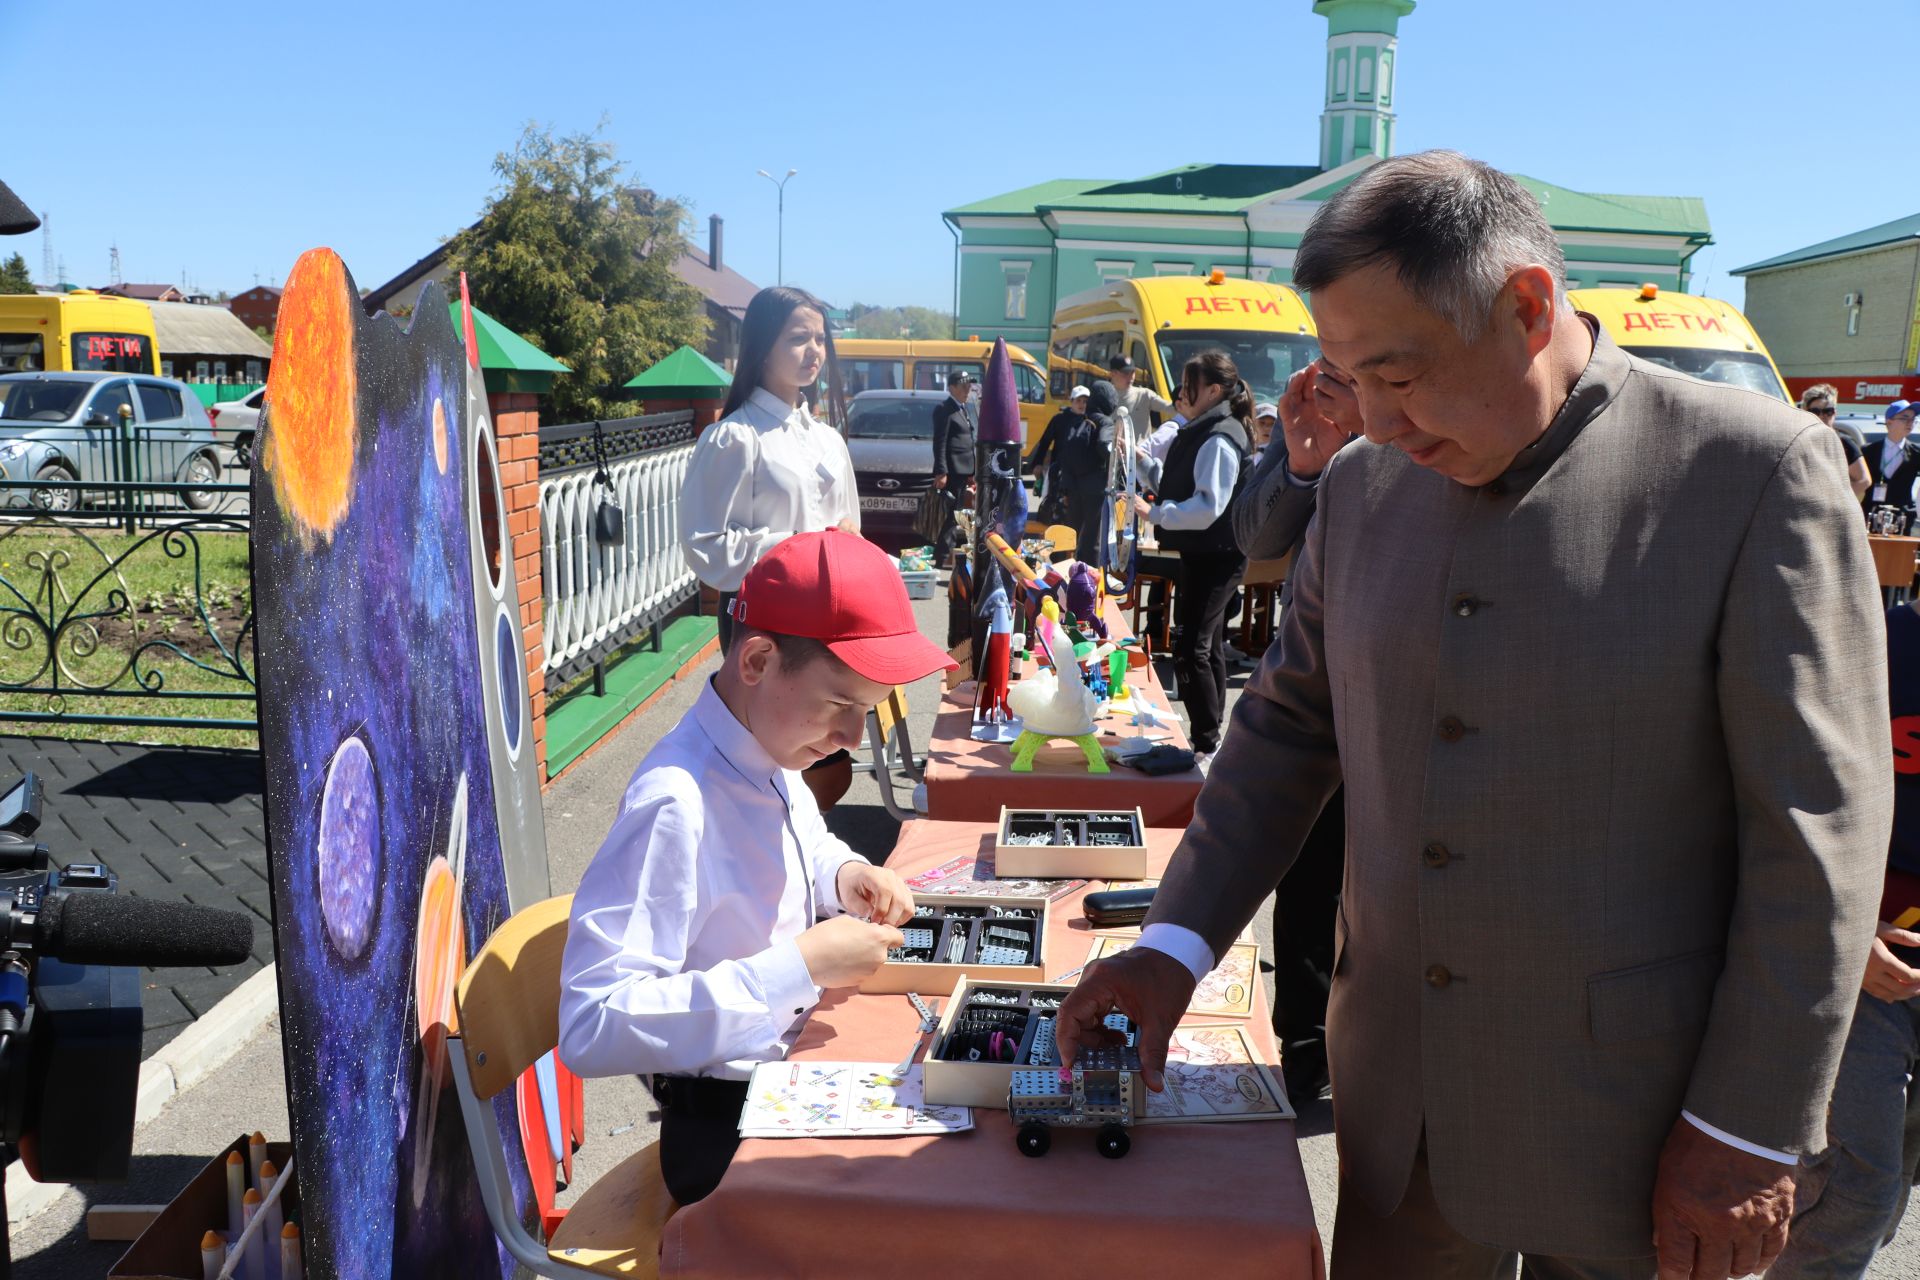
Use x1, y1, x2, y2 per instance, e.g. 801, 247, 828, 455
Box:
451, 894, 676, 1278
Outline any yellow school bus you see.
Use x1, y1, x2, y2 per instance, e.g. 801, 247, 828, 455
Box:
1569, 285, 1789, 401
0, 291, 160, 375
832, 338, 1051, 445
1046, 272, 1320, 438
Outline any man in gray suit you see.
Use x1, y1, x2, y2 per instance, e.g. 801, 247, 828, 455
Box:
1058, 151, 1891, 1278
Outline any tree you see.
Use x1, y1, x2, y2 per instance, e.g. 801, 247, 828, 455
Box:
443, 123, 710, 422
0, 254, 34, 294
844, 302, 952, 340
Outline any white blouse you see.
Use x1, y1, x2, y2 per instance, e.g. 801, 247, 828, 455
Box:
678, 387, 861, 592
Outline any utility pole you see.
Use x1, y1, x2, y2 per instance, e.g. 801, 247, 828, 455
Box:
755, 168, 798, 286
39, 213, 52, 288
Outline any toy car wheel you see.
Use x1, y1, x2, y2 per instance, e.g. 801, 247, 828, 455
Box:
1096, 1125, 1130, 1159
1016, 1122, 1051, 1158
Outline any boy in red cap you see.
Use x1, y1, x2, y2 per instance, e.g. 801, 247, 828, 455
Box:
558, 530, 956, 1205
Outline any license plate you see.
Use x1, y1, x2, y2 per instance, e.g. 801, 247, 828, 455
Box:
861, 495, 919, 512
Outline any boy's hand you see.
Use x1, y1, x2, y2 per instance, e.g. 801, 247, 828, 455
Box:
796, 916, 904, 989
836, 862, 915, 926
1864, 920, 1920, 1003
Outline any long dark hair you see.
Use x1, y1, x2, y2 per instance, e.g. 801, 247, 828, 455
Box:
723, 286, 845, 426
1180, 350, 1255, 427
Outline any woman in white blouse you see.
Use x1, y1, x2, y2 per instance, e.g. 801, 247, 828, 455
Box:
678, 286, 861, 807
680, 286, 859, 654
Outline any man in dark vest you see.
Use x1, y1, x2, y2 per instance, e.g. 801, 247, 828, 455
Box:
1132, 352, 1252, 762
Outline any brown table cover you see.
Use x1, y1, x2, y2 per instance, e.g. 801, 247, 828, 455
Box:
921, 601, 1205, 826
659, 820, 1325, 1279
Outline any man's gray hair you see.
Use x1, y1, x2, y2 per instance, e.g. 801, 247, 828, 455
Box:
1293, 151, 1566, 341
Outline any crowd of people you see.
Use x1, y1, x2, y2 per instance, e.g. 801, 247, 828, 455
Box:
553, 150, 1915, 1279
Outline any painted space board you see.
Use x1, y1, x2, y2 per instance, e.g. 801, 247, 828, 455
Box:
251, 248, 542, 1279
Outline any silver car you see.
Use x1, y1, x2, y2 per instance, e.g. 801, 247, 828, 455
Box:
0, 371, 227, 512
207, 387, 263, 467
845, 389, 947, 550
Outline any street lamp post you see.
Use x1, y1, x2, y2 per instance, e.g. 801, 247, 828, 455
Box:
756, 168, 798, 286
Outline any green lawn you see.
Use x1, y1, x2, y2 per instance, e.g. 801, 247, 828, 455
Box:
0, 523, 257, 749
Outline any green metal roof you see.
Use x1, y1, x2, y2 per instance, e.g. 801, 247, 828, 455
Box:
1511, 177, 1711, 241
446, 301, 569, 395
624, 344, 732, 395
947, 179, 1110, 217
448, 302, 570, 373
1732, 211, 1920, 275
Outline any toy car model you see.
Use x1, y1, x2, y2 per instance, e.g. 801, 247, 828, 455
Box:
1008, 1013, 1139, 1159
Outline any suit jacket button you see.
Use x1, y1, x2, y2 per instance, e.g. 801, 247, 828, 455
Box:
1486, 479, 1508, 497
1452, 595, 1479, 617
1426, 964, 1452, 988
1437, 716, 1465, 742
1423, 843, 1451, 868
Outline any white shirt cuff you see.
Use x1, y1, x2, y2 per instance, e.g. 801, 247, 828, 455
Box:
1680, 1110, 1797, 1165
745, 938, 822, 1020
1282, 460, 1321, 489
1134, 923, 1216, 984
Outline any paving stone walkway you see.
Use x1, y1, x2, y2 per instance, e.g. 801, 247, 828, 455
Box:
0, 736, 270, 1057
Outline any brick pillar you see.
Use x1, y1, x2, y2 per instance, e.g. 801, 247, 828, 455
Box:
490, 391, 549, 783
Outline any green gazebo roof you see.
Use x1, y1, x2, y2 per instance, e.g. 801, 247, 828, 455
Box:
625, 344, 732, 399
446, 301, 570, 395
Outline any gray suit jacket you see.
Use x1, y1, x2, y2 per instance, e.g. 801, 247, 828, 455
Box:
1149, 329, 1891, 1256
1233, 437, 1322, 562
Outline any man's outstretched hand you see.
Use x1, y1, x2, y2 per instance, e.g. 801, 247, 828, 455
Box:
1651, 1115, 1796, 1279
1054, 946, 1197, 1091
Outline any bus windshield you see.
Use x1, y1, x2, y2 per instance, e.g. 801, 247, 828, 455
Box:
1154, 331, 1320, 405
1625, 346, 1787, 401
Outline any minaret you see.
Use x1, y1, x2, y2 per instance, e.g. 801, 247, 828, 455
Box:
1315, 0, 1414, 170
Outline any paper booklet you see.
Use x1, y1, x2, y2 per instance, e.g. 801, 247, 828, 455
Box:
1088, 935, 1260, 1018
739, 1062, 974, 1139
1139, 1024, 1295, 1124
905, 853, 1088, 902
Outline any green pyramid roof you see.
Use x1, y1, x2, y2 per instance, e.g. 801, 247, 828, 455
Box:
625, 344, 732, 397
445, 301, 569, 395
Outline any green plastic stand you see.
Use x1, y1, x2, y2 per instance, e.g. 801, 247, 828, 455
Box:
1009, 729, 1110, 774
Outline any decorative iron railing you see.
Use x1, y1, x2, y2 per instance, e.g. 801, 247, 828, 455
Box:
538, 412, 699, 691
0, 434, 254, 730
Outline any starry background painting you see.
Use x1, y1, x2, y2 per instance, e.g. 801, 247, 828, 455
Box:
252, 251, 533, 1280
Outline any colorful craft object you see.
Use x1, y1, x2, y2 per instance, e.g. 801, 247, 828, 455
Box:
978, 339, 1028, 544
1008, 616, 1108, 774
975, 582, 1013, 725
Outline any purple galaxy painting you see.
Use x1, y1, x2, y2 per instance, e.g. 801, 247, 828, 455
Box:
251, 247, 534, 1279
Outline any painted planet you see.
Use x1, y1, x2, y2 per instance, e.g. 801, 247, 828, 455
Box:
413, 853, 466, 1075
431, 397, 448, 475
315, 735, 378, 961
263, 248, 358, 541
496, 608, 522, 757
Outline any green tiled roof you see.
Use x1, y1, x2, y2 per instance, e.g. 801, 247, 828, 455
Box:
1732, 211, 1920, 275
625, 343, 732, 394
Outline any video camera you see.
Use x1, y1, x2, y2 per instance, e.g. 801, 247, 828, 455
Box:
0, 772, 254, 1215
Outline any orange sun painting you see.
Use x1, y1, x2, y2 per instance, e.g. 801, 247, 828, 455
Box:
263, 248, 358, 541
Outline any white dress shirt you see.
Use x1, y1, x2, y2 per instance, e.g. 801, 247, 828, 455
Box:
558, 679, 865, 1081
678, 387, 860, 592
1134, 921, 1796, 1163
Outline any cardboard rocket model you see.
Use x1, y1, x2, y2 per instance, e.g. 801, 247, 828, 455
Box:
974, 338, 1028, 547
974, 580, 1013, 724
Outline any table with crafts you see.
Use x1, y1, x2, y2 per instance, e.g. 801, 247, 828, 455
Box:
920, 601, 1207, 826
658, 819, 1325, 1279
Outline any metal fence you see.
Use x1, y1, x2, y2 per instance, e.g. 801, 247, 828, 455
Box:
538, 411, 700, 692
0, 437, 254, 730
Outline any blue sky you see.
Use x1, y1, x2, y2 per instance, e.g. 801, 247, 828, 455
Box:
4, 0, 1913, 311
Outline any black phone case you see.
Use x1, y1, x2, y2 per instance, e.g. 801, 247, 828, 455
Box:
1082, 886, 1157, 928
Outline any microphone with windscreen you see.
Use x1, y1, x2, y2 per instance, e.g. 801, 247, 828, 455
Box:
31, 891, 253, 968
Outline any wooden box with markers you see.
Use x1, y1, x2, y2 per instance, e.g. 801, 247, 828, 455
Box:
993, 805, 1148, 880
855, 892, 1050, 995
108, 1133, 301, 1280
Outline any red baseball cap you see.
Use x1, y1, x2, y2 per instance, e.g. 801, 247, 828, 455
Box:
731, 531, 958, 685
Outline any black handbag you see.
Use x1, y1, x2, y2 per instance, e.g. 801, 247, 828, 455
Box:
589, 421, 624, 548
912, 484, 951, 546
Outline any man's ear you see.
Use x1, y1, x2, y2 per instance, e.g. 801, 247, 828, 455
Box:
1504, 265, 1560, 359
735, 634, 777, 688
